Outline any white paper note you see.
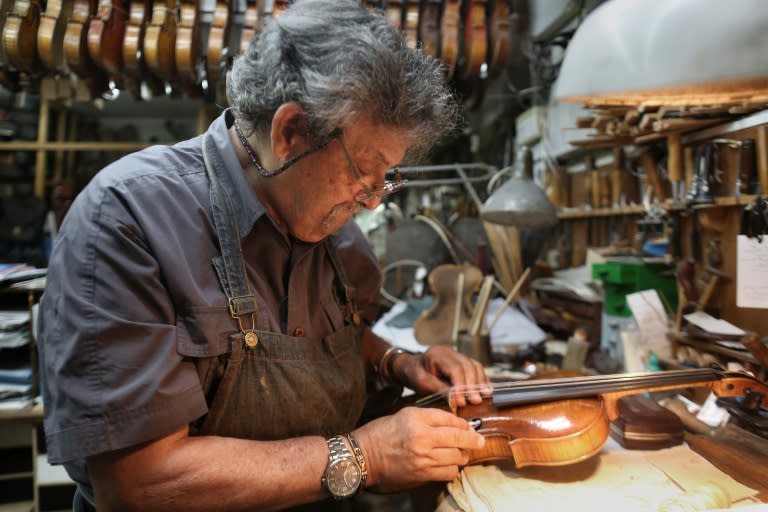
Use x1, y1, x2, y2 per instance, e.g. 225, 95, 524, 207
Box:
626, 289, 672, 359
683, 311, 746, 336
736, 235, 768, 308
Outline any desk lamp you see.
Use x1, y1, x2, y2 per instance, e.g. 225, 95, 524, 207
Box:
480, 145, 558, 228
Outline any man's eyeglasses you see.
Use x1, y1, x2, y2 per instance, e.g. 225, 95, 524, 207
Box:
338, 136, 407, 204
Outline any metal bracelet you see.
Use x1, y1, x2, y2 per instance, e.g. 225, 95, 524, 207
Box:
375, 346, 417, 381
344, 433, 367, 488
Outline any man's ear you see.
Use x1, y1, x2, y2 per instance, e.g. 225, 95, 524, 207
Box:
270, 102, 309, 160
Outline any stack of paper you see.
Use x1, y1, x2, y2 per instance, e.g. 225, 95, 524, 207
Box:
0, 309, 34, 407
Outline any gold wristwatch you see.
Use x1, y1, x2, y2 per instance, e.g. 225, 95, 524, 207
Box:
321, 435, 363, 500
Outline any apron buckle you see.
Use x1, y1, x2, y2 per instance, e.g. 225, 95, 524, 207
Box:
228, 295, 258, 318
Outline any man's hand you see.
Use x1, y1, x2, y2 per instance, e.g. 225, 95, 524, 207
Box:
392, 345, 492, 407
353, 406, 485, 493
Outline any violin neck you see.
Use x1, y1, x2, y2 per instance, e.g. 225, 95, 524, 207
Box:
491, 368, 723, 407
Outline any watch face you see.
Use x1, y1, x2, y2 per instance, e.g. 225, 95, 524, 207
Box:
326, 459, 362, 497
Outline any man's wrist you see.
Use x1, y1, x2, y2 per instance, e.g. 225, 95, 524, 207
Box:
374, 346, 417, 382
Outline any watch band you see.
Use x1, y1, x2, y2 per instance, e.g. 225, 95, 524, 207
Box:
326, 435, 349, 461
344, 432, 367, 488
322, 435, 362, 499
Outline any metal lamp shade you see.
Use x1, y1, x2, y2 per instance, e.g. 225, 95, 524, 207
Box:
554, 0, 768, 107
481, 176, 558, 227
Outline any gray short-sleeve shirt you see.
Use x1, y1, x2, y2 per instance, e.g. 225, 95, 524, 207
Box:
37, 110, 382, 486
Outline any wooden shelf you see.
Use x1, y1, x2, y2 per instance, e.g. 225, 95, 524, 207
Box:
557, 194, 760, 219
0, 472, 33, 482
0, 500, 34, 512
693, 194, 759, 208
0, 141, 172, 151
558, 205, 644, 219
667, 332, 760, 367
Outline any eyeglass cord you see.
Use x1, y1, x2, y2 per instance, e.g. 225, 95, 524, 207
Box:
233, 119, 338, 178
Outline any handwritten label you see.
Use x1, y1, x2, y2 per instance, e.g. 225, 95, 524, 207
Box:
736, 235, 768, 308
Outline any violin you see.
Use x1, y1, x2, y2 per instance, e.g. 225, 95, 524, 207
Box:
486, 0, 513, 80
122, 0, 165, 99
439, 0, 460, 79
87, 0, 128, 87
174, 0, 207, 98
402, 0, 418, 49
206, 0, 234, 100
2, 0, 43, 75
457, 0, 487, 81
64, 0, 110, 96
418, 0, 440, 59
37, 0, 73, 76
0, 0, 21, 90
143, 0, 179, 90
413, 263, 483, 347
413, 368, 768, 467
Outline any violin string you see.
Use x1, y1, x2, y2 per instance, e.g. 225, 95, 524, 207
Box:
439, 368, 720, 396
411, 368, 726, 410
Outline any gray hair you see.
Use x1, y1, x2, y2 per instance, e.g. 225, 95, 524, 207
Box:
226, 0, 460, 160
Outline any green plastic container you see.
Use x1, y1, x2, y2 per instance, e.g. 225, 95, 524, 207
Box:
592, 259, 677, 317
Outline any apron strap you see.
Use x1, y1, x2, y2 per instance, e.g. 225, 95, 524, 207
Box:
202, 133, 258, 323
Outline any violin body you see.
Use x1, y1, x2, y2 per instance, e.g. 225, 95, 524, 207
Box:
458, 0, 487, 81
413, 263, 483, 346
206, 0, 233, 98
486, 0, 513, 80
460, 397, 609, 467
122, 0, 165, 99
418, 0, 440, 59
174, 0, 204, 97
143, 0, 178, 87
64, 0, 110, 96
37, 0, 73, 75
440, 0, 460, 78
87, 0, 127, 77
2, 0, 42, 74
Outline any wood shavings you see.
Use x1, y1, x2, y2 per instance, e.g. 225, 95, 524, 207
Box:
657, 482, 731, 511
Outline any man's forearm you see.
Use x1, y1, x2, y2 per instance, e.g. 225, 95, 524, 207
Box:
89, 426, 329, 511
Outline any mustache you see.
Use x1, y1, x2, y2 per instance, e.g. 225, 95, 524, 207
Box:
321, 201, 365, 230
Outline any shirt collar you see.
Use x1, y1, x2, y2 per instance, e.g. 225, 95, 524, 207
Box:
206, 109, 269, 237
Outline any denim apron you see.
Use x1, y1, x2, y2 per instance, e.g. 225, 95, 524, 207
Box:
193, 133, 368, 510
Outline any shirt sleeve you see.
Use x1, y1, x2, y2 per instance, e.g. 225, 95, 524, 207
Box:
38, 165, 209, 465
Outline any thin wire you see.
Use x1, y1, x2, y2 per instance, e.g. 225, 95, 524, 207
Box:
414, 214, 460, 264
379, 259, 428, 304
